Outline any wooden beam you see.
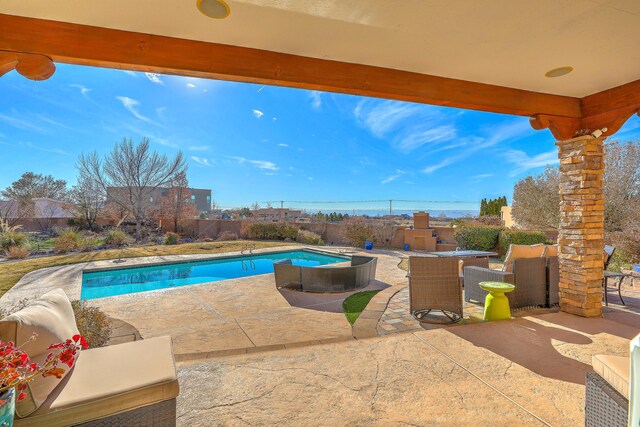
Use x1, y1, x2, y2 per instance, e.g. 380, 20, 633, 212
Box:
0, 13, 581, 119
582, 78, 640, 118
0, 50, 55, 80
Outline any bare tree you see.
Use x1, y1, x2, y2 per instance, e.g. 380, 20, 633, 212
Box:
1, 172, 68, 223
77, 137, 186, 240
154, 171, 197, 232
0, 200, 23, 227
603, 140, 640, 232
512, 140, 640, 232
512, 166, 560, 230
69, 175, 105, 230
251, 201, 260, 211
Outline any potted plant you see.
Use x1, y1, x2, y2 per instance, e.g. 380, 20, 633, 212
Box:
0, 333, 87, 426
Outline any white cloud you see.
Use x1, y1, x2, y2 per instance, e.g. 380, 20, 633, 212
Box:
354, 99, 459, 154
393, 125, 457, 153
229, 156, 278, 171
122, 70, 137, 77
155, 138, 179, 148
422, 158, 456, 174
191, 156, 213, 167
472, 173, 494, 179
309, 91, 322, 110
156, 107, 167, 120
69, 84, 91, 98
272, 117, 278, 121
0, 113, 46, 133
22, 141, 70, 156
278, 143, 288, 147
505, 149, 559, 176
116, 96, 157, 124
354, 100, 426, 138
250, 160, 278, 171
381, 169, 407, 184
252, 109, 264, 118
145, 73, 164, 84
420, 119, 533, 174
186, 83, 196, 88
188, 145, 210, 151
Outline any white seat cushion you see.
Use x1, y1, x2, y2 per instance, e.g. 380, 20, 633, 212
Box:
0, 289, 81, 417
592, 354, 630, 399
16, 336, 179, 427
502, 244, 545, 273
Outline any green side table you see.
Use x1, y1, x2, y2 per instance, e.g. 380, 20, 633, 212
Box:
479, 281, 515, 321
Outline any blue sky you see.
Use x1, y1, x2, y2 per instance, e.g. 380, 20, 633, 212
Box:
1, 64, 639, 212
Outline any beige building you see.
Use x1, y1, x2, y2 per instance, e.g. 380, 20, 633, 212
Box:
501, 206, 518, 228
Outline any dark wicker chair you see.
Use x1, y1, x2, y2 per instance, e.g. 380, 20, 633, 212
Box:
585, 371, 628, 427
464, 257, 548, 309
408, 257, 462, 323
459, 257, 489, 287
546, 256, 560, 306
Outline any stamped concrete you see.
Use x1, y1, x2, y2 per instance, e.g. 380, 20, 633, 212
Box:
0, 246, 408, 358
176, 308, 634, 426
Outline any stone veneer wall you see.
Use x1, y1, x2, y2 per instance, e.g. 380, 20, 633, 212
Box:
557, 135, 605, 317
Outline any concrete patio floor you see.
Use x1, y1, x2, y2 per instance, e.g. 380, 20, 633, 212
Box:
1, 246, 408, 359
176, 309, 637, 426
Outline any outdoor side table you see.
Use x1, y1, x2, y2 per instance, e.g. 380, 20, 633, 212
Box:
479, 281, 515, 321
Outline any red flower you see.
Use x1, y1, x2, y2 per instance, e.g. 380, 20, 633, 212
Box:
59, 350, 75, 368
0, 334, 87, 399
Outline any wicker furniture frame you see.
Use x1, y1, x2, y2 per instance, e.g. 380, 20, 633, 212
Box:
459, 257, 489, 286
464, 257, 548, 309
274, 255, 377, 292
77, 398, 176, 427
546, 256, 560, 306
408, 257, 462, 323
585, 371, 628, 427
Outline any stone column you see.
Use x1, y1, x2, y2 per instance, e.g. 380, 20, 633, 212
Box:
557, 135, 605, 317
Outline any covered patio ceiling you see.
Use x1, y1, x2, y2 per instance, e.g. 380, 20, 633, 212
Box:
1, 0, 640, 140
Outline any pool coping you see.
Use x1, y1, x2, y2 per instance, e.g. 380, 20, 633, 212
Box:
81, 247, 351, 274
1, 245, 344, 305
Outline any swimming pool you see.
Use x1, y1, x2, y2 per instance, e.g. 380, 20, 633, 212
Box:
81, 250, 349, 300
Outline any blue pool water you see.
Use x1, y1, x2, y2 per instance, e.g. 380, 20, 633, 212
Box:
81, 250, 349, 300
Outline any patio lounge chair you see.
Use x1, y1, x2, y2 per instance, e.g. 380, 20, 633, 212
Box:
464, 244, 548, 309
0, 289, 179, 426
408, 256, 462, 323
585, 332, 640, 427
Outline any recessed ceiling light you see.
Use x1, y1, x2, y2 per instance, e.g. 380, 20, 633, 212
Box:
545, 66, 574, 78
197, 0, 230, 19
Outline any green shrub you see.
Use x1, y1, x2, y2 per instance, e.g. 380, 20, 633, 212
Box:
498, 229, 548, 256
0, 219, 28, 253
246, 223, 299, 240
297, 229, 324, 245
454, 226, 501, 251
54, 228, 82, 254
344, 220, 375, 248
164, 232, 180, 245
0, 231, 28, 253
104, 229, 130, 247
71, 300, 112, 348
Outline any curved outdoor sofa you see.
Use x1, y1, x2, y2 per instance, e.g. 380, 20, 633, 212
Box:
274, 255, 377, 293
